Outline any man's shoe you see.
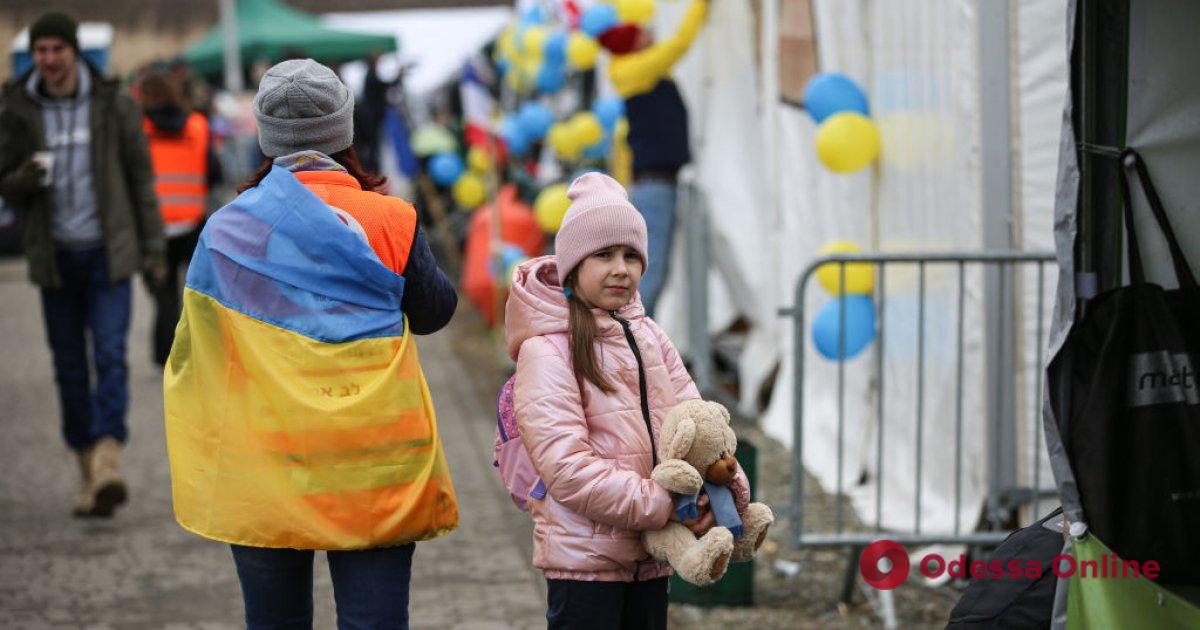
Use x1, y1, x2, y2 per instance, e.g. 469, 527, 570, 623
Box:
71, 449, 96, 517
88, 437, 128, 517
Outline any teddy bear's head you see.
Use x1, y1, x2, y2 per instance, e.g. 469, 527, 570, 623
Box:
658, 400, 739, 485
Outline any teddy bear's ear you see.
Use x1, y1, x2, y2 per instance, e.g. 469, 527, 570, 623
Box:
663, 417, 697, 460
722, 423, 738, 457
716, 402, 731, 424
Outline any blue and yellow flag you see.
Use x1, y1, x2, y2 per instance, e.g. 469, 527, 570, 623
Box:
164, 166, 458, 550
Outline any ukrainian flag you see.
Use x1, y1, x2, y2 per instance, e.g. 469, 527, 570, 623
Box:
164, 166, 458, 550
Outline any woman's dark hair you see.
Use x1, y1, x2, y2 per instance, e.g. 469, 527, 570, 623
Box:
137, 72, 183, 111
237, 145, 387, 193
564, 268, 615, 394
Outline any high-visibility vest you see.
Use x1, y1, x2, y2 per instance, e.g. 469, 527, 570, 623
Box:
144, 112, 208, 228
164, 166, 459, 550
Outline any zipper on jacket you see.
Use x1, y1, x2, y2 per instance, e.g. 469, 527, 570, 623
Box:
610, 311, 657, 467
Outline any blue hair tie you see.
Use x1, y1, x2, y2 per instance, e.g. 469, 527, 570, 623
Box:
563, 287, 573, 298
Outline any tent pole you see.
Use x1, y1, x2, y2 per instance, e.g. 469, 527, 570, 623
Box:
979, 0, 1018, 528
220, 0, 243, 92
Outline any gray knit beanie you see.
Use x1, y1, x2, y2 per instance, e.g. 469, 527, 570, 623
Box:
253, 59, 354, 157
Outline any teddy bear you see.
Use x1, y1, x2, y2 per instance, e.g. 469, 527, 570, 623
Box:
643, 399, 775, 586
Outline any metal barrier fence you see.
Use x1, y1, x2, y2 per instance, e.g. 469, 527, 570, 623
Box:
781, 252, 1058, 553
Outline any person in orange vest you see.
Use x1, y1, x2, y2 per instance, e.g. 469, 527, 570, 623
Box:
165, 58, 458, 629
138, 71, 222, 365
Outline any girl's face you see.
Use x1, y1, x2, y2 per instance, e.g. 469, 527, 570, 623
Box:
573, 245, 644, 311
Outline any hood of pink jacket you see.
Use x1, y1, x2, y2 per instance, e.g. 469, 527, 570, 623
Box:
505, 255, 646, 362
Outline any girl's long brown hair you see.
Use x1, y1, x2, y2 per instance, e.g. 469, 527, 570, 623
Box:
564, 269, 616, 394
237, 145, 387, 193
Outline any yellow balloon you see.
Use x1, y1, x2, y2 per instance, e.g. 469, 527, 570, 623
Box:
498, 28, 517, 61
534, 184, 572, 233
506, 64, 532, 92
452, 174, 487, 209
815, 240, 875, 296
815, 113, 881, 173
617, 0, 655, 25
548, 123, 582, 160
467, 146, 491, 173
566, 32, 600, 70
522, 26, 547, 59
570, 112, 605, 148
614, 117, 630, 140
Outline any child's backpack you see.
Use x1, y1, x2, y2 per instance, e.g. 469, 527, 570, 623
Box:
494, 332, 571, 512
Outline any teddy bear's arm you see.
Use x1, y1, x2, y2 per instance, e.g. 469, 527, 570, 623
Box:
651, 459, 704, 495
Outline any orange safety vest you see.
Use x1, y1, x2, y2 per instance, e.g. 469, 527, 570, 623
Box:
293, 170, 417, 275
144, 112, 209, 228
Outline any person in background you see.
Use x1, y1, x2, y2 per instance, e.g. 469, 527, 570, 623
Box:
604, 0, 710, 316
0, 11, 165, 517
138, 71, 222, 366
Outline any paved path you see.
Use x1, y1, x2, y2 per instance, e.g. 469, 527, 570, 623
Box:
0, 259, 546, 629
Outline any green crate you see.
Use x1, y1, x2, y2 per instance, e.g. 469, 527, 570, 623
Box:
669, 439, 757, 607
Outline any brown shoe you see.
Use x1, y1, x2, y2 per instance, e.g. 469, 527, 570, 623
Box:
87, 437, 128, 517
72, 449, 96, 517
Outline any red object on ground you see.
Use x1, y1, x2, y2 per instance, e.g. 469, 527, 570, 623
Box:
462, 185, 545, 326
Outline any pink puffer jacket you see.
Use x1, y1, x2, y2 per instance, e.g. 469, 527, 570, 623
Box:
505, 256, 748, 582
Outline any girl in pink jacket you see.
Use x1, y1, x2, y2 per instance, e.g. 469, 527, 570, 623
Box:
504, 173, 749, 629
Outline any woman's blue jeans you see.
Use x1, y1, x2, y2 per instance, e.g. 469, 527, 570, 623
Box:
230, 543, 415, 630
628, 179, 678, 317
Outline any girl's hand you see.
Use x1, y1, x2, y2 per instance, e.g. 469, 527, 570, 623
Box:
681, 494, 716, 536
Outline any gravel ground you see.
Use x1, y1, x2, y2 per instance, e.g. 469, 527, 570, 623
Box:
448, 308, 964, 629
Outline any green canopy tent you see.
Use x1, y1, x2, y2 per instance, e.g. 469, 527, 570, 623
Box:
184, 0, 396, 78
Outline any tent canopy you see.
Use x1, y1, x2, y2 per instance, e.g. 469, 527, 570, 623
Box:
184, 0, 396, 77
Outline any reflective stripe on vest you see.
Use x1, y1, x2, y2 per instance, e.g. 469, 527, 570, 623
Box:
144, 112, 208, 226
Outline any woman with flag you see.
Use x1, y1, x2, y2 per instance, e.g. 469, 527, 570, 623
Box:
163, 59, 458, 630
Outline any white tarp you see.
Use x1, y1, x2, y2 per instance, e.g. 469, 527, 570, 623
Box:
642, 0, 1067, 534
323, 7, 512, 98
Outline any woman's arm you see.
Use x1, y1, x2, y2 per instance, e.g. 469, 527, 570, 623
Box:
399, 226, 457, 334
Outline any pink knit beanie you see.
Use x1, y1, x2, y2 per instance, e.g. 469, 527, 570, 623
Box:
554, 173, 649, 281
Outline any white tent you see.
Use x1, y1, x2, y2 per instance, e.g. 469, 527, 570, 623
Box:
323, 7, 512, 98
640, 0, 1068, 535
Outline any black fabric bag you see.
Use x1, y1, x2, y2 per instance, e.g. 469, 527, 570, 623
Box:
1047, 149, 1200, 585
946, 508, 1065, 629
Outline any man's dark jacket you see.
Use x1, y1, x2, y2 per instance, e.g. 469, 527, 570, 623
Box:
0, 60, 163, 288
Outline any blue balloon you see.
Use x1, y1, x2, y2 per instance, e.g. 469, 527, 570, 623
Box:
592, 96, 625, 130
580, 4, 619, 37
520, 5, 547, 26
517, 102, 555, 140
812, 296, 876, 360
496, 58, 510, 76
536, 64, 567, 94
493, 243, 529, 278
543, 31, 568, 64
428, 152, 465, 186
499, 118, 531, 155
802, 72, 870, 123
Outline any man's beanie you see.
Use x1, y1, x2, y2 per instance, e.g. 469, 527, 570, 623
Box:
554, 173, 648, 280
252, 59, 354, 157
30, 12, 79, 52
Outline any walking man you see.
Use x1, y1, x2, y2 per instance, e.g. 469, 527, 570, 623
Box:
0, 12, 165, 517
